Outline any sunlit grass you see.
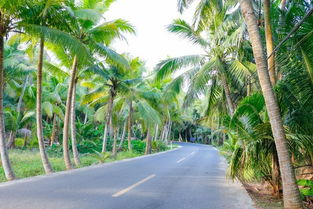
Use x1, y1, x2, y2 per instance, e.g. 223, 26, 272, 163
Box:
0, 149, 141, 183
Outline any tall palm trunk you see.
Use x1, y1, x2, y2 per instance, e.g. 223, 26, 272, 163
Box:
145, 129, 151, 155
280, 0, 287, 11
0, 34, 15, 180
102, 94, 114, 152
118, 121, 127, 150
17, 75, 29, 113
127, 101, 133, 152
272, 150, 281, 196
264, 0, 276, 86
247, 79, 251, 96
154, 124, 159, 141
221, 72, 235, 116
161, 122, 167, 141
71, 81, 80, 167
239, 1, 303, 208
102, 125, 108, 151
62, 55, 78, 170
112, 128, 118, 157
6, 131, 16, 149
83, 112, 88, 124
277, 0, 288, 81
165, 120, 172, 144
36, 37, 53, 174
50, 114, 58, 146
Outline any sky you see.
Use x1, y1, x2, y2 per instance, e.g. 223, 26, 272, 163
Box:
106, 0, 202, 70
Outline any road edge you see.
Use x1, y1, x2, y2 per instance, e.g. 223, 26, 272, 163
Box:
0, 145, 182, 188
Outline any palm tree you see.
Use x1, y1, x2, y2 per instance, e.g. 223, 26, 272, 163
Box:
239, 0, 303, 208
0, 0, 27, 181
263, 0, 276, 86
221, 93, 281, 194
14, 0, 91, 173
60, 0, 134, 169
155, 7, 251, 118
83, 61, 137, 153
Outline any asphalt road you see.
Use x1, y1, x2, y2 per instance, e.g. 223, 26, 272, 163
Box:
0, 143, 254, 209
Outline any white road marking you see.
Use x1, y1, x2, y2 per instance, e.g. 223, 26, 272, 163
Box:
112, 174, 156, 197
176, 151, 195, 163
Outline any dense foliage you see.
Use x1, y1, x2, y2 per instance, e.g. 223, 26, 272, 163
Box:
1, 0, 313, 208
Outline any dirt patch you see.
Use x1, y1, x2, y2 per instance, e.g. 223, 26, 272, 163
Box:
242, 182, 313, 209
243, 182, 283, 209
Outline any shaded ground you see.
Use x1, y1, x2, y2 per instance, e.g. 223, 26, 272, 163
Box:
243, 183, 283, 209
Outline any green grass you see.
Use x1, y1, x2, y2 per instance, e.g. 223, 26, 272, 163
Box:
0, 143, 174, 183
0, 150, 143, 183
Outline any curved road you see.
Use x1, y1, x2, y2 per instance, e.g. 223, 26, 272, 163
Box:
0, 143, 254, 209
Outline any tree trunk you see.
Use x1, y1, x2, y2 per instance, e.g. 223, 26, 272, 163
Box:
118, 121, 127, 150
277, 0, 288, 81
272, 150, 281, 196
83, 112, 88, 124
280, 0, 287, 11
6, 131, 16, 149
221, 72, 235, 116
154, 124, 159, 141
102, 94, 114, 152
112, 128, 118, 157
0, 34, 15, 180
109, 118, 114, 138
127, 101, 133, 152
36, 38, 53, 174
71, 81, 80, 167
145, 129, 152, 155
247, 79, 251, 96
62, 55, 78, 170
239, 1, 303, 208
161, 123, 167, 141
179, 132, 183, 142
17, 75, 29, 113
165, 120, 172, 144
50, 114, 58, 146
264, 0, 276, 86
102, 124, 108, 151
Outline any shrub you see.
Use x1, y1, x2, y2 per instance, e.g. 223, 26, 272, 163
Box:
152, 140, 168, 152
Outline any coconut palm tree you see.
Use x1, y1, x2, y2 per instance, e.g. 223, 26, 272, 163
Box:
59, 0, 135, 169
239, 0, 303, 208
10, 0, 91, 173
155, 3, 252, 119
0, 0, 28, 180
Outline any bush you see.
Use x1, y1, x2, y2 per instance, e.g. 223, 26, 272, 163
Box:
131, 140, 146, 153
152, 140, 168, 152
46, 144, 63, 157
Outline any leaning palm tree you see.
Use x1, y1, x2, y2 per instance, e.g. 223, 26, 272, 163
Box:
155, 4, 251, 118
0, 0, 28, 180
59, 0, 135, 169
17, 0, 90, 173
238, 0, 303, 208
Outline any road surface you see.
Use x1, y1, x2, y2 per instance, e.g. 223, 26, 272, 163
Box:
0, 143, 254, 209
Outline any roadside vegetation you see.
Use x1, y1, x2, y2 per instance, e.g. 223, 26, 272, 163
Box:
155, 0, 313, 208
0, 0, 313, 209
0, 140, 170, 182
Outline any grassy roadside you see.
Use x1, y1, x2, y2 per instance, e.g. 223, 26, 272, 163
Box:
0, 143, 175, 183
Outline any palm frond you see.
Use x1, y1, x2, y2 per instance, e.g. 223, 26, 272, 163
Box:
155, 55, 203, 81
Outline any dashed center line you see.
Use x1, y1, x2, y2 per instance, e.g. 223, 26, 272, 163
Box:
176, 151, 195, 163
112, 174, 156, 197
